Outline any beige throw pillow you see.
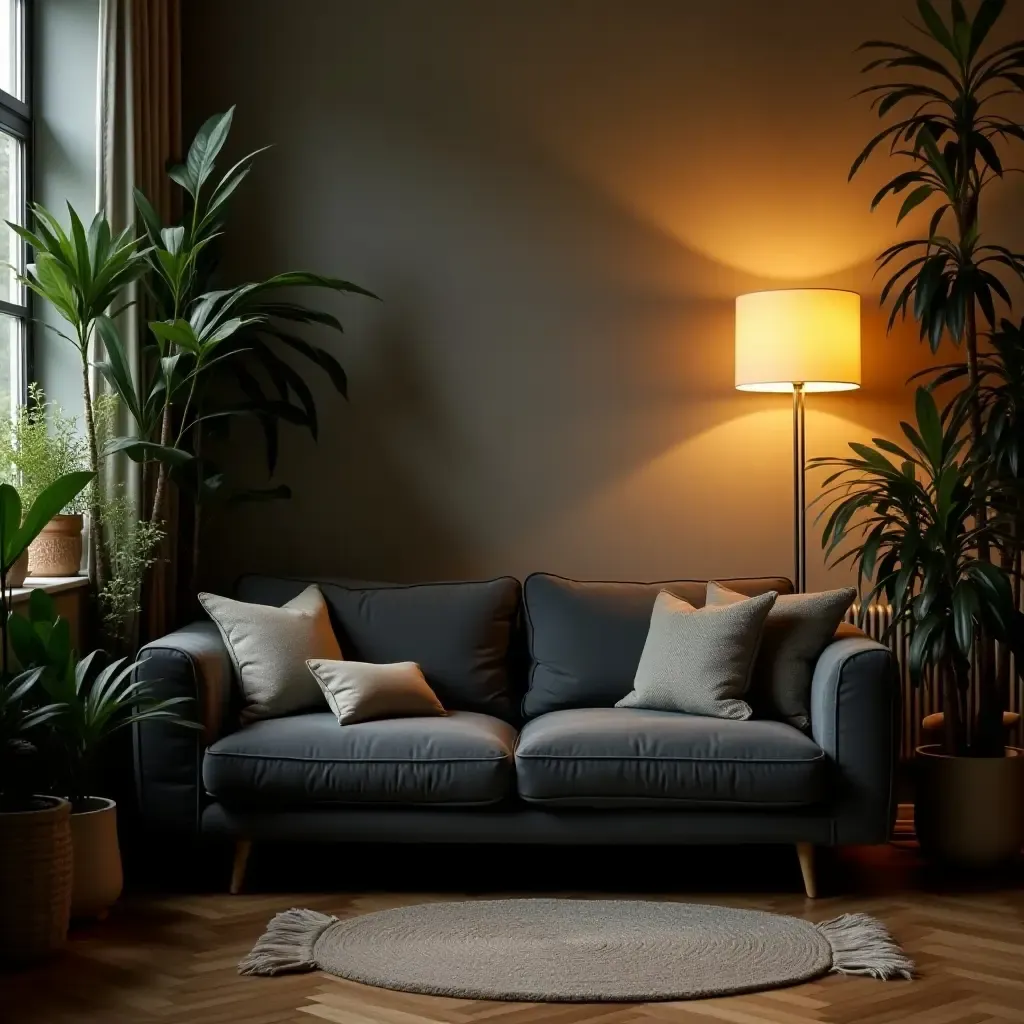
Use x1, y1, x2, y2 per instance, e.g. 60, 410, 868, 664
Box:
616, 589, 777, 719
306, 659, 447, 725
199, 585, 342, 721
705, 581, 856, 729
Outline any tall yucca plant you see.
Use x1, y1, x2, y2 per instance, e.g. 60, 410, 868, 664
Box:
852, 0, 1024, 746
853, 0, 1024, 520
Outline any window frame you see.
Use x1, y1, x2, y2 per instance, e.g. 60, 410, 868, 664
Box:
0, 0, 30, 410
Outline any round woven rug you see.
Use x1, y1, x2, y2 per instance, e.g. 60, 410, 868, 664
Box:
240, 899, 913, 1001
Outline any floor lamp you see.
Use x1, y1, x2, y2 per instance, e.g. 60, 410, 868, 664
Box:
734, 289, 861, 593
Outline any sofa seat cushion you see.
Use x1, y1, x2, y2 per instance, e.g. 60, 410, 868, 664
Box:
204, 711, 518, 807
514, 708, 828, 808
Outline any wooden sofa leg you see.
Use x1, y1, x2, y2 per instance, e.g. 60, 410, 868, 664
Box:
796, 842, 817, 898
230, 840, 251, 895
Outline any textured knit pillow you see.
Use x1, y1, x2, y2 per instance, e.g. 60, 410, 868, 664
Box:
616, 589, 777, 719
705, 581, 856, 729
306, 659, 447, 725
199, 585, 342, 721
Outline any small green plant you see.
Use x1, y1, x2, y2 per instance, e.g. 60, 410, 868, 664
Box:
97, 485, 165, 652
0, 473, 94, 811
0, 667, 58, 811
0, 384, 89, 513
9, 589, 198, 806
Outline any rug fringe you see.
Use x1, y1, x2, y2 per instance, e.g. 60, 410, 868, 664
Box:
817, 912, 914, 980
238, 907, 337, 976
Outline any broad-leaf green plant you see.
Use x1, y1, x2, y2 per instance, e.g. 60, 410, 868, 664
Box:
811, 387, 1023, 755
9, 589, 199, 807
0, 473, 94, 810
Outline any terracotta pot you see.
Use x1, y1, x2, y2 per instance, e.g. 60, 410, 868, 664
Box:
70, 797, 123, 919
27, 513, 84, 578
0, 796, 73, 961
915, 744, 1024, 867
6, 549, 29, 588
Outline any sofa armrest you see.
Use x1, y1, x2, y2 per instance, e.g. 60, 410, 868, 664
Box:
133, 621, 235, 837
810, 630, 898, 844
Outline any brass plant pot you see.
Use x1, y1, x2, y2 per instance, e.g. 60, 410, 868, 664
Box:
27, 513, 84, 577
915, 744, 1024, 867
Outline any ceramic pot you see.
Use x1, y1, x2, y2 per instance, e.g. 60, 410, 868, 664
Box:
915, 744, 1024, 867
70, 797, 123, 919
0, 796, 73, 960
27, 513, 84, 577
7, 548, 29, 588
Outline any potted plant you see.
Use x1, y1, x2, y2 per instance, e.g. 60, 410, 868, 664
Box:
10, 589, 200, 918
0, 471, 94, 959
829, 0, 1024, 865
0, 383, 90, 578
813, 389, 1024, 865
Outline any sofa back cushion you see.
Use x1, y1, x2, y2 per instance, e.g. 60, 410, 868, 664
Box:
521, 573, 792, 718
235, 575, 522, 720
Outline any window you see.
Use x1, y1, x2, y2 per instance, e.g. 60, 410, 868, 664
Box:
0, 0, 27, 420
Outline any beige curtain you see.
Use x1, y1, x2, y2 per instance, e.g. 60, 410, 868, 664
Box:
96, 0, 181, 643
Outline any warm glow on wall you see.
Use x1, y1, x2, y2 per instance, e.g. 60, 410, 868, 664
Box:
735, 289, 861, 393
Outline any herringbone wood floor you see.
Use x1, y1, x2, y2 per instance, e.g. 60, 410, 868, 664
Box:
4, 826, 1024, 1024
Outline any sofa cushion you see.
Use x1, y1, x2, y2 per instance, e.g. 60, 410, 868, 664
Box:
514, 708, 827, 807
235, 575, 522, 720
521, 574, 792, 718
705, 582, 856, 730
204, 711, 517, 807
617, 590, 777, 720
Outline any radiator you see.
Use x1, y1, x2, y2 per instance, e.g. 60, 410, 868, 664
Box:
843, 603, 1024, 759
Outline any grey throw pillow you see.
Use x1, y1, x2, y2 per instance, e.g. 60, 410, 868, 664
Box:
199, 585, 342, 721
705, 581, 856, 729
616, 589, 777, 719
306, 659, 447, 725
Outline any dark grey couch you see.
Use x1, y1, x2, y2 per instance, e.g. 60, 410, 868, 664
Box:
133, 573, 897, 897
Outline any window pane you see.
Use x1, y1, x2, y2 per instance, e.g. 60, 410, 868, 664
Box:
0, 314, 22, 420
0, 131, 21, 303
0, 0, 22, 101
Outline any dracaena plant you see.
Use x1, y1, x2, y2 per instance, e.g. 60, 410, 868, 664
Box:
811, 388, 1022, 756
8, 210, 148, 589
838, 0, 1024, 756
852, 0, 1024, 578
913, 317, 1024, 711
9, 105, 376, 651
99, 105, 378, 526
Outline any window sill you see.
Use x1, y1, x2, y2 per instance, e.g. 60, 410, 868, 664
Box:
9, 575, 90, 604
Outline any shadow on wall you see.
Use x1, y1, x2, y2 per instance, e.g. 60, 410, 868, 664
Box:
186, 0, 966, 593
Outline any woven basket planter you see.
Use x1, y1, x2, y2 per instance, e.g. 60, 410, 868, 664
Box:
27, 513, 84, 577
0, 796, 73, 961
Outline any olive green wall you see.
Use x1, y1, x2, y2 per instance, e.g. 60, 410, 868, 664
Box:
182, 0, 1024, 591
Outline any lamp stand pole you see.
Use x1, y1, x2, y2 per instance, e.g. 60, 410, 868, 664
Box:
792, 383, 807, 593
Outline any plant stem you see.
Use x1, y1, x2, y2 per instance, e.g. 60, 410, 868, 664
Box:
965, 297, 1003, 754
150, 405, 172, 526
1, 566, 8, 679
80, 328, 109, 591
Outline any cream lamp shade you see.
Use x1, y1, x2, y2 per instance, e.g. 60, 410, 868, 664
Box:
735, 289, 861, 393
